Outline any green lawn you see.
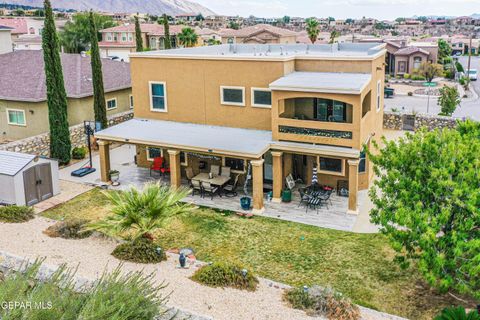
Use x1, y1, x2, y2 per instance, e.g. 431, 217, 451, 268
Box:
42, 188, 476, 319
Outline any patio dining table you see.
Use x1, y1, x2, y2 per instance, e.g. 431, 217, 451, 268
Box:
192, 173, 230, 187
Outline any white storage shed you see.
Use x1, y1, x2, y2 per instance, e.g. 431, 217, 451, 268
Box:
0, 151, 60, 206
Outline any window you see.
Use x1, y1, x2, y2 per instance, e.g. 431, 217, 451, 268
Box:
224, 157, 245, 172
121, 32, 127, 42
106, 98, 117, 110
316, 98, 351, 123
251, 88, 272, 107
7, 109, 26, 126
128, 33, 133, 42
413, 57, 422, 70
129, 95, 134, 109
227, 37, 234, 44
359, 150, 366, 173
113, 33, 118, 41
149, 82, 167, 112
146, 147, 163, 161
106, 33, 112, 41
220, 86, 245, 106
150, 37, 157, 49
319, 157, 344, 175
376, 81, 381, 112
180, 152, 188, 166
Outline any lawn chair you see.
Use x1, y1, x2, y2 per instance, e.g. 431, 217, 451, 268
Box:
210, 165, 220, 176
223, 174, 239, 197
202, 181, 218, 200
191, 179, 203, 197
221, 166, 231, 178
150, 157, 170, 177
298, 188, 311, 208
318, 191, 332, 210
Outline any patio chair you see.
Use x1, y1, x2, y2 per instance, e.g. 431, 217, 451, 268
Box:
306, 196, 322, 214
150, 157, 170, 177
202, 181, 218, 200
210, 165, 220, 176
298, 188, 311, 208
220, 166, 231, 178
191, 179, 203, 197
318, 192, 332, 210
185, 167, 194, 180
223, 174, 239, 197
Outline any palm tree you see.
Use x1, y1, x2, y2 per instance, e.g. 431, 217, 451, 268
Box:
329, 30, 340, 44
434, 306, 480, 320
305, 18, 319, 44
178, 27, 198, 48
87, 183, 194, 241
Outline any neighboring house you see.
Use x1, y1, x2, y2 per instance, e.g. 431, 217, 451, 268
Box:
99, 23, 185, 62
95, 43, 386, 215
0, 50, 132, 141
13, 34, 42, 50
0, 26, 13, 54
196, 27, 222, 45
219, 24, 298, 44
0, 18, 28, 39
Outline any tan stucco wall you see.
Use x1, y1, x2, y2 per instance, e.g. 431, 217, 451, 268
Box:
0, 88, 132, 141
0, 30, 12, 54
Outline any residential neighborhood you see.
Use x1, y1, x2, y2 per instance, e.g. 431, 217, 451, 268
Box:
0, 1, 478, 320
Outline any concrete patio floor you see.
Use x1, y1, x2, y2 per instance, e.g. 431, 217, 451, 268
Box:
60, 144, 378, 233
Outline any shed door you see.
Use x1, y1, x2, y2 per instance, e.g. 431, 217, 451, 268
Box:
23, 163, 53, 206
36, 163, 53, 201
23, 167, 39, 206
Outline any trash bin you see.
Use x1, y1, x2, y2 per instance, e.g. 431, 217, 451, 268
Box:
281, 189, 292, 202
240, 197, 251, 210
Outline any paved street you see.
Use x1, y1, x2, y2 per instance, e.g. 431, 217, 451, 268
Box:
384, 56, 480, 120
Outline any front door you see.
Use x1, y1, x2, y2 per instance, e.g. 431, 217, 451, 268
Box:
23, 163, 53, 206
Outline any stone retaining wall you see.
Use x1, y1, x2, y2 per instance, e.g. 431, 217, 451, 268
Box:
0, 111, 133, 157
383, 111, 459, 131
0, 250, 212, 320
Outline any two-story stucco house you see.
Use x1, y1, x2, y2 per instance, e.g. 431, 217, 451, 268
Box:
95, 43, 386, 215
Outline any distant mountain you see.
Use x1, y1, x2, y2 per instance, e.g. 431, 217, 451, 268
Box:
471, 13, 480, 19
3, 0, 215, 16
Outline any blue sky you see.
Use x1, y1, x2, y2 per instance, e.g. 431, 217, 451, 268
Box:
195, 0, 480, 20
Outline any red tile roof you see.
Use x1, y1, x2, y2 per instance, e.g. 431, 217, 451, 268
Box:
394, 46, 429, 56
219, 24, 298, 38
0, 50, 131, 102
0, 18, 28, 35
101, 23, 184, 36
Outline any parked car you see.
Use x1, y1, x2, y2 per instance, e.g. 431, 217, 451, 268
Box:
468, 69, 478, 81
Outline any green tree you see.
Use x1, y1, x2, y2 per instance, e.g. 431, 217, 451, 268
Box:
438, 39, 452, 64
282, 16, 291, 24
345, 18, 354, 25
87, 183, 194, 241
227, 21, 239, 30
88, 11, 107, 129
438, 85, 461, 116
195, 13, 204, 21
329, 30, 340, 44
158, 14, 171, 49
305, 18, 319, 44
134, 15, 143, 52
369, 122, 480, 299
177, 27, 198, 47
435, 306, 480, 320
60, 12, 116, 53
417, 61, 444, 82
42, 0, 71, 164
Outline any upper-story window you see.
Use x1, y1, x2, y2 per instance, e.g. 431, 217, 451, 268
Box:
359, 149, 366, 173
220, 86, 245, 106
7, 109, 26, 126
316, 99, 352, 123
376, 81, 382, 112
128, 33, 133, 42
149, 82, 168, 112
121, 32, 127, 42
106, 32, 112, 41
413, 57, 422, 70
251, 88, 272, 108
113, 33, 118, 41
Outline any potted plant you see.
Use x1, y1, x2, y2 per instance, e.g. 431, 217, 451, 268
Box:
109, 170, 120, 185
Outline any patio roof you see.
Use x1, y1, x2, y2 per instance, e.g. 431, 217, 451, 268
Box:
95, 118, 272, 158
95, 118, 361, 159
269, 72, 371, 94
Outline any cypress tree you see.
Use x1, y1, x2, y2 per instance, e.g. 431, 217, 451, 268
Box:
134, 15, 143, 52
88, 11, 107, 129
161, 14, 171, 49
42, 0, 71, 164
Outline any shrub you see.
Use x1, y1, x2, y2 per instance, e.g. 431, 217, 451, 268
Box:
403, 73, 411, 79
407, 92, 413, 96
456, 61, 465, 73
434, 306, 480, 320
71, 146, 87, 160
112, 237, 167, 264
44, 219, 92, 239
0, 205, 35, 223
191, 262, 258, 291
411, 75, 426, 81
285, 285, 360, 320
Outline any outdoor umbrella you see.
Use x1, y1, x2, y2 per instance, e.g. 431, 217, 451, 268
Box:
312, 165, 318, 185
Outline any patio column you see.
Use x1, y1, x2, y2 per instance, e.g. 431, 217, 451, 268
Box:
168, 150, 181, 189
271, 151, 283, 202
98, 140, 110, 183
347, 159, 360, 214
251, 159, 265, 214
283, 153, 292, 181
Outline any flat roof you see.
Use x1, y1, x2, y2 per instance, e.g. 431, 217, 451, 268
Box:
130, 43, 386, 61
96, 119, 360, 159
269, 72, 371, 94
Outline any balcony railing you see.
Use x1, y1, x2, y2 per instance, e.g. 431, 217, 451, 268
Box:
278, 125, 353, 139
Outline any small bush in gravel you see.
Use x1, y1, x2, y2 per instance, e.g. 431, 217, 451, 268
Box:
112, 237, 167, 264
44, 219, 93, 239
191, 262, 258, 291
0, 205, 35, 223
285, 285, 360, 320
